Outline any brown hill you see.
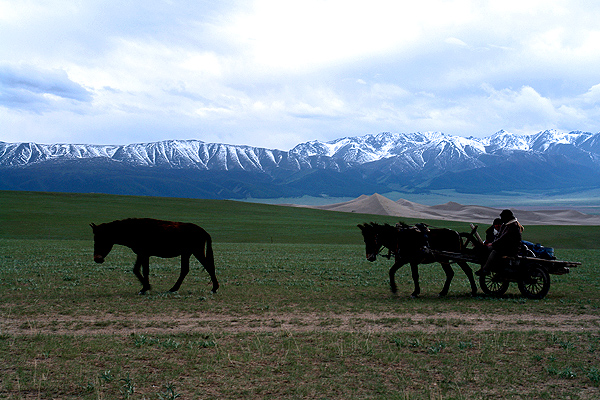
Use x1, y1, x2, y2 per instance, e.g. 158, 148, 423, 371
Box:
309, 194, 600, 225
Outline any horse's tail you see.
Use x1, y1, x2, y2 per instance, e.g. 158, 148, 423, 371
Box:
202, 231, 219, 293
205, 234, 214, 267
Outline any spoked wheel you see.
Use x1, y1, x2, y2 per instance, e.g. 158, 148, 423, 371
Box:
518, 266, 550, 299
479, 270, 509, 296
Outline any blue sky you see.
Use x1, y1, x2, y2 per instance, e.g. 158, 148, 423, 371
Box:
2, 0, 600, 150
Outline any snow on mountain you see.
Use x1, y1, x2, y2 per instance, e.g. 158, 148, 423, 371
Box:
481, 130, 531, 153
2, 130, 600, 175
0, 140, 292, 172
528, 129, 587, 152
3, 129, 600, 200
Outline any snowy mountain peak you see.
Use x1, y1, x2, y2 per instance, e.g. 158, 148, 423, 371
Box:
3, 129, 600, 200
2, 129, 600, 173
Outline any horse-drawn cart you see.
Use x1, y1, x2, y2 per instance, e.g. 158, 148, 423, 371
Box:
358, 222, 579, 299
431, 224, 581, 299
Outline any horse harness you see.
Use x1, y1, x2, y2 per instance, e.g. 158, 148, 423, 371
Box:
376, 223, 433, 260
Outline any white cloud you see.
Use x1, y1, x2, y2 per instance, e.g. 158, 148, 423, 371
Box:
217, 0, 475, 74
581, 84, 600, 104
370, 84, 411, 100
1, 0, 600, 148
445, 37, 468, 47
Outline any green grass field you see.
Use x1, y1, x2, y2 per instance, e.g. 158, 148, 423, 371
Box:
1, 190, 599, 399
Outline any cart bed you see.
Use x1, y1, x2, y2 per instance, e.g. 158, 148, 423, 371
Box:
430, 249, 580, 275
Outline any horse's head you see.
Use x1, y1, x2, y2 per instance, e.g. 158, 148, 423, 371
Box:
358, 223, 383, 262
90, 223, 114, 264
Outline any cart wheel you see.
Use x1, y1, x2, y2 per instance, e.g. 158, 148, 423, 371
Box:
518, 266, 550, 299
479, 271, 509, 296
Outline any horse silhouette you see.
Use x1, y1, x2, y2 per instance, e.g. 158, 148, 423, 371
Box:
358, 222, 476, 297
91, 218, 219, 295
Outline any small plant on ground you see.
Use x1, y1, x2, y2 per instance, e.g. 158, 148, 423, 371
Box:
119, 374, 135, 399
158, 382, 181, 399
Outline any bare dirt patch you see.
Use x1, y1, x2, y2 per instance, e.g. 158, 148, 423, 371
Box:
2, 311, 598, 336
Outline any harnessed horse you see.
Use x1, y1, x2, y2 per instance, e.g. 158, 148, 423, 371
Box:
358, 222, 477, 297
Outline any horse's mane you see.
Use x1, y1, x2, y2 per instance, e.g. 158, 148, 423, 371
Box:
358, 222, 414, 236
104, 218, 157, 228
95, 218, 145, 235
360, 221, 410, 229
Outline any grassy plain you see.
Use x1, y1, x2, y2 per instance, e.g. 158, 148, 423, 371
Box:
1, 190, 600, 399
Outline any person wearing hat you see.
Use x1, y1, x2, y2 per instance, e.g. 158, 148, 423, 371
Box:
476, 209, 524, 276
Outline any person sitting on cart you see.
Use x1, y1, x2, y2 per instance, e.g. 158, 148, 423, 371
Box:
484, 218, 502, 245
476, 210, 524, 276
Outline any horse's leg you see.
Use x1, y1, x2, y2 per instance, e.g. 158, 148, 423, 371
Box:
132, 256, 143, 291
439, 262, 454, 297
388, 259, 405, 294
458, 261, 477, 295
133, 255, 152, 295
410, 262, 421, 298
142, 257, 152, 294
169, 254, 190, 293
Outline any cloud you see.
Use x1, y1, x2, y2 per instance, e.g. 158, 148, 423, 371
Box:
216, 0, 477, 75
580, 84, 600, 105
0, 64, 92, 111
370, 84, 411, 100
445, 37, 468, 47
484, 85, 555, 120
463, 84, 599, 135
2, 0, 600, 148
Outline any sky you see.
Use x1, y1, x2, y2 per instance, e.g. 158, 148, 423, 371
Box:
2, 0, 600, 150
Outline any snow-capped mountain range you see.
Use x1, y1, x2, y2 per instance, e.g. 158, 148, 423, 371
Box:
2, 130, 600, 199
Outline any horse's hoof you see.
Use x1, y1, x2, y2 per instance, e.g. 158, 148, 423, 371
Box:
138, 291, 147, 295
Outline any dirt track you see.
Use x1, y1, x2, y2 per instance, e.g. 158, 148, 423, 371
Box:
2, 311, 599, 336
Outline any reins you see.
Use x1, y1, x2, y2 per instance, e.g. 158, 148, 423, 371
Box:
373, 233, 396, 259
379, 248, 394, 259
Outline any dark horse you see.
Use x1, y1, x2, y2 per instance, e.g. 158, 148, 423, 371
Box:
91, 218, 219, 295
358, 222, 477, 297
